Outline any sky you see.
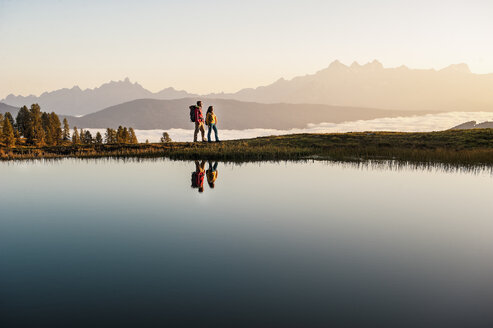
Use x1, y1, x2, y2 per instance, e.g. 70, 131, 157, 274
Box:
1, 0, 492, 98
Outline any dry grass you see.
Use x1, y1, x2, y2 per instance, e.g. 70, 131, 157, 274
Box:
1, 129, 493, 165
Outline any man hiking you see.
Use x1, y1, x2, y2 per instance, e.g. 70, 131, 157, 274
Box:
190, 101, 206, 142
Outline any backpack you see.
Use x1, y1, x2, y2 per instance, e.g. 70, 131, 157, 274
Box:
189, 106, 196, 122
191, 171, 198, 187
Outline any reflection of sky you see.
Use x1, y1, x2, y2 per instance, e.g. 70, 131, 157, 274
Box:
1, 159, 493, 326
85, 111, 493, 142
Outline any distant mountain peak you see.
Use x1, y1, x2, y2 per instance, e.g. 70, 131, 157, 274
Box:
328, 60, 347, 69
1, 78, 195, 116
350, 61, 361, 69
363, 60, 384, 70
440, 63, 471, 74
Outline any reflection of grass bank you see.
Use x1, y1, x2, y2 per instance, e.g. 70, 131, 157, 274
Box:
2, 129, 493, 165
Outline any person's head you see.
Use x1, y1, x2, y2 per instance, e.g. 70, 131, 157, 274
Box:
207, 106, 214, 114
208, 182, 215, 189
199, 186, 204, 193
197, 101, 202, 107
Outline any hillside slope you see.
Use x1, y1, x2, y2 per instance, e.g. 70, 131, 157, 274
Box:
67, 98, 429, 130
0, 102, 19, 115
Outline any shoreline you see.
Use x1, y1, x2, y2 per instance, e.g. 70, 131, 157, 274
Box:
1, 129, 493, 165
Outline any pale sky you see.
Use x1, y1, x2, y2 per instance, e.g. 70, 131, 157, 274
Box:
1, 0, 492, 98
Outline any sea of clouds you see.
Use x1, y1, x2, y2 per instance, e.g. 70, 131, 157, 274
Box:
86, 112, 493, 143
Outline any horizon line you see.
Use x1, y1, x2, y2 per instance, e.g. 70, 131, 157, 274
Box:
1, 59, 491, 100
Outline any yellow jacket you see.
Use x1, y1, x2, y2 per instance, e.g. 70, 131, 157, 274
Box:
206, 112, 217, 125
207, 170, 218, 184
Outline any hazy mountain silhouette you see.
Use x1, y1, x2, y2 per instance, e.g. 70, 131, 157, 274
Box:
2, 78, 196, 116
450, 121, 493, 130
5, 61, 493, 118
210, 60, 493, 112
66, 98, 430, 130
0, 102, 19, 115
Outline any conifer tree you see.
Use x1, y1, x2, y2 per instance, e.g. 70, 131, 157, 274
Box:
122, 127, 129, 143
83, 130, 93, 144
105, 128, 115, 144
95, 132, 103, 144
28, 104, 45, 146
62, 118, 70, 141
129, 128, 138, 144
41, 112, 54, 145
2, 116, 15, 147
16, 106, 31, 137
116, 126, 124, 143
0, 113, 3, 132
50, 112, 62, 145
4, 112, 15, 128
72, 127, 80, 144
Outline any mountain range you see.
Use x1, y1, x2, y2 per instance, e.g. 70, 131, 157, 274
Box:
3, 60, 493, 117
212, 60, 493, 112
2, 78, 195, 116
65, 98, 430, 130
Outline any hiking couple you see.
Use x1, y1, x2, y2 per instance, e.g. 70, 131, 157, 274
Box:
190, 101, 220, 142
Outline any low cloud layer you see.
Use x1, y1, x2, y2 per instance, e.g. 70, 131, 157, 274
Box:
86, 111, 493, 143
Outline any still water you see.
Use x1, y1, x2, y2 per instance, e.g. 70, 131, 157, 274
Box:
1, 159, 493, 327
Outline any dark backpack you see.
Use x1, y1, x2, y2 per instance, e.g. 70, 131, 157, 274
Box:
191, 171, 198, 187
189, 106, 196, 122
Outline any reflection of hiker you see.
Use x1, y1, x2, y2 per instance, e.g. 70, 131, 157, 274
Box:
190, 101, 206, 142
191, 160, 206, 193
206, 106, 220, 142
207, 161, 218, 188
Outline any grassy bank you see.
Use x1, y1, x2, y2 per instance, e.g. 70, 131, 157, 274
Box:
1, 129, 493, 165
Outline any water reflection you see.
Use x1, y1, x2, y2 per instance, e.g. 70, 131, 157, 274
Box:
207, 161, 219, 188
191, 160, 220, 192
1, 158, 493, 327
191, 160, 206, 192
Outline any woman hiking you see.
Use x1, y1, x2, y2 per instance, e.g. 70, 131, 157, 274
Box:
206, 106, 220, 142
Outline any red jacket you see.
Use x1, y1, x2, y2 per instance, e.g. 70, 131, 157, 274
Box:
197, 171, 204, 187
195, 106, 204, 123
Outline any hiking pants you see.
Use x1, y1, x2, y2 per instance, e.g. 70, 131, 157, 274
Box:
208, 123, 219, 142
194, 122, 206, 142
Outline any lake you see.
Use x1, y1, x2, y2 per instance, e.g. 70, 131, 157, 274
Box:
1, 159, 493, 327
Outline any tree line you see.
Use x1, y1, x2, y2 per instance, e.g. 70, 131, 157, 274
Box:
1, 104, 141, 147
